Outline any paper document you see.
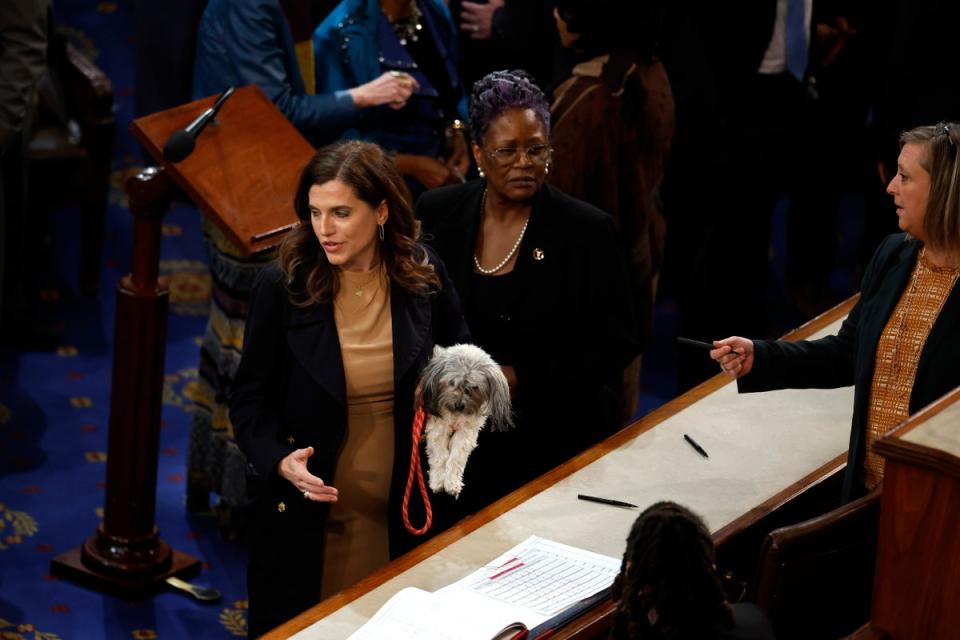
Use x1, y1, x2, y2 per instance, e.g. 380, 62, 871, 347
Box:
347, 536, 620, 640
440, 536, 621, 616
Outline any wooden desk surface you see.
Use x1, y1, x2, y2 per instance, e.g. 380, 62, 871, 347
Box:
131, 85, 314, 256
270, 298, 859, 640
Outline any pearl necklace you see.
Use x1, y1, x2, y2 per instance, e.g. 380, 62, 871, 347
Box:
473, 190, 530, 275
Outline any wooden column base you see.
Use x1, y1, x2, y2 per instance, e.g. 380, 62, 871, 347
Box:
50, 543, 200, 599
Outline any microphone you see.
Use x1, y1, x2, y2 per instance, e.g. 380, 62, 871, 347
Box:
162, 87, 235, 163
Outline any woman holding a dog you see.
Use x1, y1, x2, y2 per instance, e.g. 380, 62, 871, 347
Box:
417, 69, 640, 516
230, 140, 469, 636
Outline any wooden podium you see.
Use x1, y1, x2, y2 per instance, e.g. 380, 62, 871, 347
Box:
50, 85, 314, 596
848, 386, 960, 640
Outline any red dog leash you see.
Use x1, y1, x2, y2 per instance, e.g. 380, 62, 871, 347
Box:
401, 404, 433, 535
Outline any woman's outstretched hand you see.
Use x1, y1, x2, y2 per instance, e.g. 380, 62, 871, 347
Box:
278, 446, 339, 502
710, 337, 754, 379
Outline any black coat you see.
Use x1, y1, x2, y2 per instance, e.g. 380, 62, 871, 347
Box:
229, 251, 469, 636
416, 181, 639, 513
739, 234, 960, 502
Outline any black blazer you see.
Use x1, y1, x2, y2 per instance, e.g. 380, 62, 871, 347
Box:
739, 234, 960, 501
416, 181, 639, 510
229, 251, 469, 636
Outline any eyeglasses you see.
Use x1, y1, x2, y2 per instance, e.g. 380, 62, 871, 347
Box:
484, 144, 552, 166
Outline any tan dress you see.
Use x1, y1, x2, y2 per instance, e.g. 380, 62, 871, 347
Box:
320, 265, 395, 598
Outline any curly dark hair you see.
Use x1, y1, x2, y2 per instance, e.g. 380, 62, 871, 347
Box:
278, 140, 440, 307
609, 502, 734, 640
554, 0, 662, 62
467, 69, 551, 143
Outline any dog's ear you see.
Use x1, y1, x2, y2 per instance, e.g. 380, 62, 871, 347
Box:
485, 363, 514, 432
432, 344, 444, 359
418, 358, 441, 415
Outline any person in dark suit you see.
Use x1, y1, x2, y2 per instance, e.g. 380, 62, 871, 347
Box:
712, 122, 960, 504
0, 0, 47, 341
610, 501, 775, 640
416, 70, 639, 515
229, 140, 469, 637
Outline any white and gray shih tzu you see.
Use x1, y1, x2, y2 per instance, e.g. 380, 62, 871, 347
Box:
418, 343, 513, 497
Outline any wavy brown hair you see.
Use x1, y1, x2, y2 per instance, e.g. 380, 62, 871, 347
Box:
899, 122, 960, 256
609, 502, 734, 640
278, 140, 440, 307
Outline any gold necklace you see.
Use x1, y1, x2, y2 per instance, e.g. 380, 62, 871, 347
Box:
473, 189, 530, 275
341, 265, 382, 297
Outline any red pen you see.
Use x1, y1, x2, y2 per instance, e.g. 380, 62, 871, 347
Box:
488, 562, 525, 580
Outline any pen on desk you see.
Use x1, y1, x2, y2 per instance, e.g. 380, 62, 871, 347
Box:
577, 494, 638, 509
683, 433, 709, 458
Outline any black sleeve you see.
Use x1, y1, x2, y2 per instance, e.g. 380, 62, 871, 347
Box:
228, 264, 295, 480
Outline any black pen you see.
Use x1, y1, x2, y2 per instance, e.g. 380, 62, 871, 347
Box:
677, 337, 743, 359
683, 434, 709, 458
676, 337, 714, 351
577, 494, 638, 509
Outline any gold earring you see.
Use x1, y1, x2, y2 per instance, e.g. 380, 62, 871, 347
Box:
378, 223, 385, 241
545, 163, 550, 175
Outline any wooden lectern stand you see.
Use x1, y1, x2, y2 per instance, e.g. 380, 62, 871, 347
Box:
847, 385, 960, 640
50, 85, 315, 596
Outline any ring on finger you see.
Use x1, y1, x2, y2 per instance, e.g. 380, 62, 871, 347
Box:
303, 490, 310, 499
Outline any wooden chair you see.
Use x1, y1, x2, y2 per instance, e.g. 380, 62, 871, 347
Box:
29, 29, 114, 295
751, 489, 881, 640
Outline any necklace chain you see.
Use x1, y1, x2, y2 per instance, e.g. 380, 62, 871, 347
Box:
346, 266, 381, 297
387, 3, 423, 45
473, 189, 530, 275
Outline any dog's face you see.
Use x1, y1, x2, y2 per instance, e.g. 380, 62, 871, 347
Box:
419, 344, 513, 431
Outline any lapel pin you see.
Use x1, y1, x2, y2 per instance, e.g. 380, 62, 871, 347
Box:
533, 248, 545, 261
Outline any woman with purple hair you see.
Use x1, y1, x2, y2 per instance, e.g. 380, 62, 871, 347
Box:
417, 69, 639, 514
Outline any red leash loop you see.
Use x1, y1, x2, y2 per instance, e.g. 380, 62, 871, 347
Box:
402, 404, 433, 535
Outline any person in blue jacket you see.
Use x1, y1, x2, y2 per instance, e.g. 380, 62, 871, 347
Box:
313, 0, 470, 191
193, 0, 420, 146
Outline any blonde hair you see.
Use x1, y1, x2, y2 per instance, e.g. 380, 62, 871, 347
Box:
899, 122, 960, 255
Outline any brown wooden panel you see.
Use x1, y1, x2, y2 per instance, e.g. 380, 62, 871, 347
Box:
131, 84, 314, 255
871, 459, 960, 639
265, 296, 859, 639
